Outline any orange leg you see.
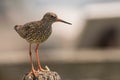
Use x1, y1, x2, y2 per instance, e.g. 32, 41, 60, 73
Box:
35, 44, 47, 72
28, 43, 36, 76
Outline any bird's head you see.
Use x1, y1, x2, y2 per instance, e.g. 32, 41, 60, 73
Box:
43, 12, 72, 25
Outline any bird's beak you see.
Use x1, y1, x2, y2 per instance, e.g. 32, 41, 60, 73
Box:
56, 18, 72, 25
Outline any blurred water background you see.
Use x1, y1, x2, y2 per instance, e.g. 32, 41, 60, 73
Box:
1, 0, 120, 80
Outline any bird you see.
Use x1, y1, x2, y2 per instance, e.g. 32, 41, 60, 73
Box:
14, 12, 72, 76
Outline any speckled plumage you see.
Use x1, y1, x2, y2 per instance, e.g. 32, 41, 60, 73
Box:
15, 20, 52, 43
14, 12, 56, 43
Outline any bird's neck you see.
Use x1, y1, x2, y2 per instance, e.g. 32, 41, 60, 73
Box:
41, 18, 53, 26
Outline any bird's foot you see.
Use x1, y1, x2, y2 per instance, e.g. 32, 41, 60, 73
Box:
37, 67, 48, 72
28, 69, 37, 77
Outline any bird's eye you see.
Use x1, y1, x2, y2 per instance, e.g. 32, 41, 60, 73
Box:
50, 15, 56, 18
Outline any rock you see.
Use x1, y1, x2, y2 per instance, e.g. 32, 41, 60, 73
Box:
23, 71, 61, 80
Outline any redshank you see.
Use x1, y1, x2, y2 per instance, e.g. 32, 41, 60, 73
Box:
14, 12, 72, 76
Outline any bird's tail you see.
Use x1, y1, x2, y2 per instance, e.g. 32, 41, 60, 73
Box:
14, 25, 19, 31
14, 25, 26, 38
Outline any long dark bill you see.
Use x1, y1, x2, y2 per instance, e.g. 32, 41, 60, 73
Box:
57, 18, 72, 25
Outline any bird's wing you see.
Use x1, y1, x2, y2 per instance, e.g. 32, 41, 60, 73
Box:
21, 21, 42, 38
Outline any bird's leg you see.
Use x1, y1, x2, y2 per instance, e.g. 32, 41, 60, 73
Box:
35, 44, 47, 72
28, 43, 36, 76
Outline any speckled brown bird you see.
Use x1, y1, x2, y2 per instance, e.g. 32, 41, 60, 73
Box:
14, 12, 72, 76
